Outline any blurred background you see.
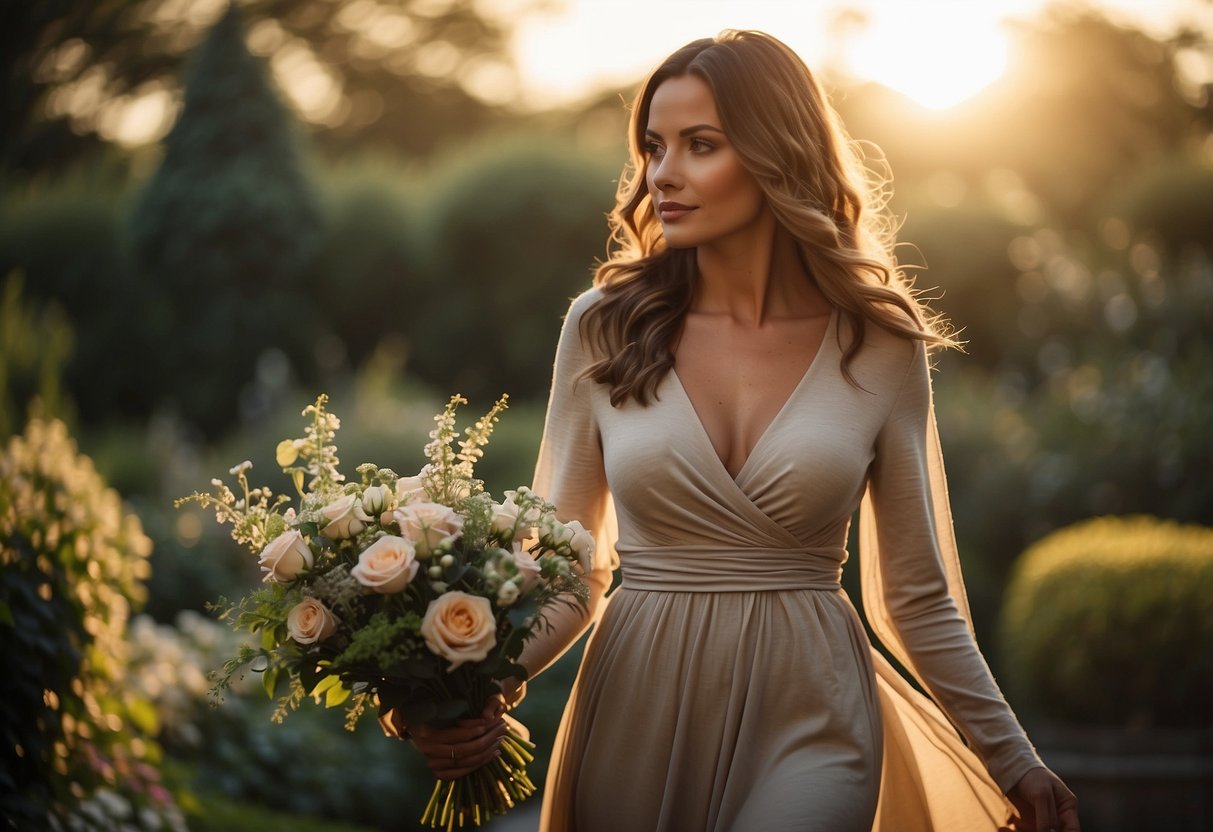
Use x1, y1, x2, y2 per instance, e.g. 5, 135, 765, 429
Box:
1, 0, 1211, 830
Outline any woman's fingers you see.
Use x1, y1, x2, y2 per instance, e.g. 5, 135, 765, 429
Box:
1032, 790, 1058, 832
1055, 781, 1080, 832
418, 721, 509, 779
410, 716, 509, 779
1011, 766, 1082, 832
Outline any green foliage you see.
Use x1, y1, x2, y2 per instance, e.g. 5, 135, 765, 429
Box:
414, 136, 618, 402
126, 611, 436, 828
0, 271, 74, 438
1106, 156, 1213, 256
930, 225, 1213, 645
128, 5, 324, 438
0, 419, 183, 829
186, 793, 378, 832
999, 515, 1213, 727
0, 180, 154, 427
313, 163, 426, 368
3, 0, 523, 177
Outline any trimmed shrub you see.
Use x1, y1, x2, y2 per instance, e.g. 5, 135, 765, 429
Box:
128, 4, 324, 438
999, 515, 1213, 726
0, 419, 184, 829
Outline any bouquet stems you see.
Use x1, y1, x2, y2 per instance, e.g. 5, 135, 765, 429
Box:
420, 728, 536, 830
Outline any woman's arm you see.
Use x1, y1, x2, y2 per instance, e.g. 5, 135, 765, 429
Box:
860, 341, 1078, 830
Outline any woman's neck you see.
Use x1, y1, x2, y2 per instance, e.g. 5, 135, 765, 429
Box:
692, 220, 827, 326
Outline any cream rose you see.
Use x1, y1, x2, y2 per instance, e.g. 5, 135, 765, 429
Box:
287, 597, 339, 643
420, 591, 497, 671
257, 530, 314, 582
351, 535, 418, 593
388, 502, 464, 557
565, 520, 596, 574
394, 472, 428, 506
320, 493, 372, 539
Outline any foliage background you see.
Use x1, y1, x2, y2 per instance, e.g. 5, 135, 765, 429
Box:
2, 1, 1211, 829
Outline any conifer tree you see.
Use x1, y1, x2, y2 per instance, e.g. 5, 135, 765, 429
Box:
129, 3, 323, 436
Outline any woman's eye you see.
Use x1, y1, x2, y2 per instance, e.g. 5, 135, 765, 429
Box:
644, 141, 665, 157
690, 138, 714, 153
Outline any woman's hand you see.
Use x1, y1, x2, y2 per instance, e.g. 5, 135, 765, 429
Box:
378, 694, 511, 781
1007, 766, 1080, 832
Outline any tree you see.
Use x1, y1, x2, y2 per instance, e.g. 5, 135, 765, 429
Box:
128, 3, 323, 436
2, 0, 529, 178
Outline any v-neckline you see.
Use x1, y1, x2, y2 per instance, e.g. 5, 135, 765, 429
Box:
670, 308, 836, 485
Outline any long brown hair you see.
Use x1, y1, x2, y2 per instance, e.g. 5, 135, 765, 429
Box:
581, 30, 958, 406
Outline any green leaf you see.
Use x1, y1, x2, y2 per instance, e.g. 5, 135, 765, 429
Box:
498, 662, 529, 682
444, 563, 470, 585
506, 599, 537, 630
262, 665, 281, 700
325, 680, 351, 708
309, 674, 341, 703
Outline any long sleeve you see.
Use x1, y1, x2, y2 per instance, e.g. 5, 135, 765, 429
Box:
518, 289, 617, 680
859, 341, 1044, 794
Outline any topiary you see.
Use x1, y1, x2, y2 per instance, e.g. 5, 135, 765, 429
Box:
0, 418, 184, 830
999, 514, 1213, 727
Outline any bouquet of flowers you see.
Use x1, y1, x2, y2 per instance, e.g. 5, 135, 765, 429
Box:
177, 393, 593, 830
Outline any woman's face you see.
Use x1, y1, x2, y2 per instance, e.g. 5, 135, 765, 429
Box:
643, 74, 767, 250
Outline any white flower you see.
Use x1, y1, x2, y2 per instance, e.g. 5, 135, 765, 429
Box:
497, 581, 520, 606
539, 514, 574, 549
287, 597, 339, 643
490, 494, 521, 540
350, 535, 419, 594
361, 484, 392, 516
320, 493, 372, 539
420, 591, 496, 671
386, 501, 464, 558
257, 530, 313, 582
566, 520, 596, 574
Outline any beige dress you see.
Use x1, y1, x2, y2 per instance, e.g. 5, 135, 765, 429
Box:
522, 288, 1044, 832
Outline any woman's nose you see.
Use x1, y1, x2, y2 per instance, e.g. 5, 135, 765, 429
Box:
650, 153, 681, 192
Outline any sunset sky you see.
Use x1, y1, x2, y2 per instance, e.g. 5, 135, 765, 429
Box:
509, 0, 1213, 110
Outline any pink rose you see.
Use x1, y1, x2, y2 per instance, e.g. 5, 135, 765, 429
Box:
511, 545, 541, 594
387, 502, 464, 557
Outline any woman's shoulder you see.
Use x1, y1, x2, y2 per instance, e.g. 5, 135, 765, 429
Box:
838, 311, 925, 386
565, 285, 605, 323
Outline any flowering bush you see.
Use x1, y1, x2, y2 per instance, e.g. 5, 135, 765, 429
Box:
0, 418, 185, 831
180, 394, 591, 828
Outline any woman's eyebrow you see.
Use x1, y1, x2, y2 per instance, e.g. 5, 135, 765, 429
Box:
644, 124, 726, 139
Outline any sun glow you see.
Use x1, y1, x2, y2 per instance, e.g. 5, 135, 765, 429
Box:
841, 6, 1012, 110
508, 1, 1040, 112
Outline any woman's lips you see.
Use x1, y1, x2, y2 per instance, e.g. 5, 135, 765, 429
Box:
658, 202, 695, 221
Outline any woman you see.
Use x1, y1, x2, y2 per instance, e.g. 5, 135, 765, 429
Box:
397, 30, 1080, 832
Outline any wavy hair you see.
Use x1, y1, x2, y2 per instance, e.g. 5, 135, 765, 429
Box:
581, 30, 958, 406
